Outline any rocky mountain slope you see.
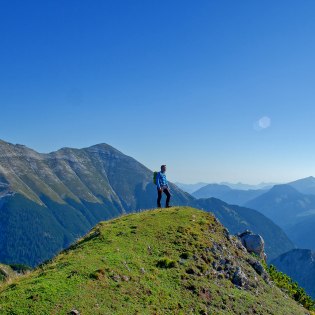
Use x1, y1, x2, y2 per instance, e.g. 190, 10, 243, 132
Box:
0, 140, 192, 266
271, 249, 315, 299
0, 207, 310, 315
0, 140, 293, 266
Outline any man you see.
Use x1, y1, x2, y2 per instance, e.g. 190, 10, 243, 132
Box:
156, 165, 171, 208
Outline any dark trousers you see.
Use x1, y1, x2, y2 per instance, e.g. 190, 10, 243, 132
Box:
157, 187, 171, 208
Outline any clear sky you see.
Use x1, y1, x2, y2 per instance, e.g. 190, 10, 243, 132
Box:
1, 1, 315, 184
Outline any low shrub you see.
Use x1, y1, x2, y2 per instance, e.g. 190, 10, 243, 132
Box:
156, 258, 177, 269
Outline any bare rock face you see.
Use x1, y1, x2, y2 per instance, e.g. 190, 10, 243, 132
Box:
237, 230, 266, 261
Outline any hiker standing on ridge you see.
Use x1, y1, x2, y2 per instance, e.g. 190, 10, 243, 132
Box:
155, 165, 171, 208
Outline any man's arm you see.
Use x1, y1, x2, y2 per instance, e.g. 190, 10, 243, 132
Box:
166, 177, 169, 189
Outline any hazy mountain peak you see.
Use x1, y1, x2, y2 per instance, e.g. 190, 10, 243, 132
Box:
288, 176, 315, 195
269, 184, 301, 195
290, 176, 315, 184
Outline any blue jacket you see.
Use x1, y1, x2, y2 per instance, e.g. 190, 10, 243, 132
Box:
156, 171, 168, 189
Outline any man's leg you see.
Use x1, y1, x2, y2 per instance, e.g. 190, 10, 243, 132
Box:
157, 189, 162, 208
164, 188, 171, 207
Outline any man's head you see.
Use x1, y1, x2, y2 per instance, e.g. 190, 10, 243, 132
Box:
161, 165, 166, 173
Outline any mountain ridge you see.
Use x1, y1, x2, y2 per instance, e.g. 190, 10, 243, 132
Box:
0, 139, 294, 266
288, 176, 315, 195
192, 183, 267, 205
0, 207, 310, 315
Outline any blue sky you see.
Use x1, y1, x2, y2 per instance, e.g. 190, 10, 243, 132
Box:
1, 1, 315, 183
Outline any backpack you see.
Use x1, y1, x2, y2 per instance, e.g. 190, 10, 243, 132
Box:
153, 171, 158, 185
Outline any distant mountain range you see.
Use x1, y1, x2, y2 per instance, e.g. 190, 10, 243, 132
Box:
271, 249, 315, 298
187, 178, 315, 206
0, 139, 293, 266
188, 177, 315, 251
192, 184, 268, 205
288, 176, 315, 195
182, 176, 315, 303
176, 181, 275, 194
246, 184, 315, 228
174, 182, 208, 194
246, 182, 315, 251
220, 182, 276, 190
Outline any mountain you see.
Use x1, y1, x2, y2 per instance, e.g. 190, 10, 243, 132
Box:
288, 176, 315, 195
197, 198, 294, 261
175, 182, 208, 194
0, 139, 293, 266
193, 184, 232, 198
193, 184, 267, 205
285, 216, 315, 250
271, 249, 315, 299
245, 184, 315, 250
246, 184, 315, 228
220, 182, 276, 190
0, 207, 310, 315
0, 140, 192, 267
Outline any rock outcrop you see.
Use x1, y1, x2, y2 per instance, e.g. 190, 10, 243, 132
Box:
237, 230, 266, 261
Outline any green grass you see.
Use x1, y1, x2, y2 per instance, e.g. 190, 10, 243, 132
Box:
0, 207, 310, 314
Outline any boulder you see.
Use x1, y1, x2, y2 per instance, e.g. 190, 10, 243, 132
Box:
237, 230, 266, 261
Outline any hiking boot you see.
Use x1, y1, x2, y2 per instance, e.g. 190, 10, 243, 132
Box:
165, 205, 172, 208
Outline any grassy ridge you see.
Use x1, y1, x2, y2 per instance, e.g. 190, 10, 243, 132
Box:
0, 207, 310, 314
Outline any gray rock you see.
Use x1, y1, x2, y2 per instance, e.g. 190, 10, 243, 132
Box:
237, 230, 266, 260
69, 310, 80, 315
0, 267, 9, 279
247, 259, 270, 283
232, 267, 249, 287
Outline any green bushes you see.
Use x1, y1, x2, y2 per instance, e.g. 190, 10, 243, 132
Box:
266, 264, 315, 311
156, 257, 177, 268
